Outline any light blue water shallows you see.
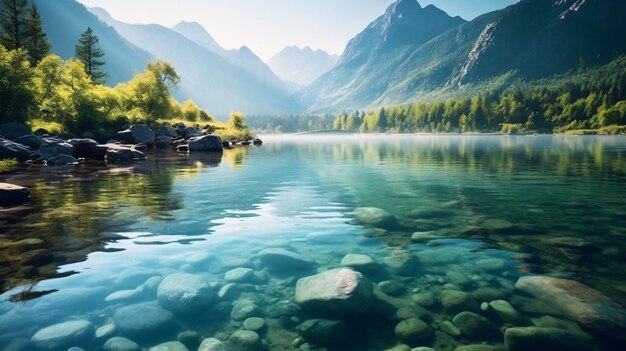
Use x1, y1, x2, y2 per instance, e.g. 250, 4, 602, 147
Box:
1, 135, 625, 351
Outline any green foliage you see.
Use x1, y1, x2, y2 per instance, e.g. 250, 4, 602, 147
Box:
0, 44, 36, 122
117, 61, 180, 122
0, 158, 18, 172
75, 27, 106, 83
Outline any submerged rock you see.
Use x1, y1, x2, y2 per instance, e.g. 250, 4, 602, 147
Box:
30, 320, 94, 350
198, 338, 228, 351
295, 268, 373, 317
354, 207, 397, 229
103, 336, 140, 351
225, 268, 255, 283
504, 327, 596, 351
488, 300, 529, 325
441, 289, 479, 314
257, 248, 316, 272
454, 345, 506, 351
148, 341, 189, 351
230, 300, 261, 321
243, 317, 267, 332
113, 303, 174, 336
394, 318, 433, 341
340, 253, 378, 270
452, 311, 500, 339
515, 276, 626, 340
228, 330, 262, 351
157, 273, 214, 314
0, 183, 30, 206
296, 319, 349, 344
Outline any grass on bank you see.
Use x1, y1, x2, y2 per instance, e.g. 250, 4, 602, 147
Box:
0, 159, 19, 173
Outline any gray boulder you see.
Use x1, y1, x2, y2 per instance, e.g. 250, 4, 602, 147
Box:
157, 273, 214, 314
394, 318, 433, 341
225, 268, 255, 283
198, 338, 227, 351
113, 303, 174, 336
13, 134, 42, 149
230, 300, 261, 321
155, 135, 172, 148
157, 125, 178, 137
47, 154, 78, 166
515, 276, 626, 340
452, 311, 500, 339
188, 135, 223, 152
130, 124, 155, 145
354, 207, 397, 229
488, 300, 530, 325
504, 327, 596, 351
106, 145, 147, 163
30, 320, 94, 350
0, 122, 31, 139
228, 330, 262, 351
38, 137, 74, 160
148, 341, 189, 351
1, 137, 33, 160
295, 268, 373, 317
103, 336, 140, 351
296, 319, 349, 344
441, 290, 479, 314
180, 127, 201, 139
69, 139, 107, 159
0, 183, 30, 206
257, 248, 315, 272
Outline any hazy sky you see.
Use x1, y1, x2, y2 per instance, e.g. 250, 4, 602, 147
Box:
75, 0, 518, 61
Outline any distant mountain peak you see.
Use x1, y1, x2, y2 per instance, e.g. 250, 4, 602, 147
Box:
268, 46, 339, 87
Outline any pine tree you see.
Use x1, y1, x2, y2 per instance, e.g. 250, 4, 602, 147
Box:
0, 0, 28, 51
24, 3, 50, 66
75, 27, 106, 83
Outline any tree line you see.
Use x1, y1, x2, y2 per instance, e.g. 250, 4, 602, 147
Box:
0, 0, 212, 133
248, 56, 626, 134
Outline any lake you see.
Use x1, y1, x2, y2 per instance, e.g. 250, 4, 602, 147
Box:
1, 134, 625, 351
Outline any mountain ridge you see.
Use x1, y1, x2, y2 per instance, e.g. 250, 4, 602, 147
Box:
88, 7, 299, 116
267, 46, 339, 87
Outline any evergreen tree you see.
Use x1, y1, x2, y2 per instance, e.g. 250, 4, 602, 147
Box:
24, 3, 50, 66
0, 0, 28, 51
75, 27, 106, 83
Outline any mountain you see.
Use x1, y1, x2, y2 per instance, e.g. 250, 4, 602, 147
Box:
303, 0, 626, 113
89, 8, 298, 116
456, 0, 626, 85
34, 0, 150, 85
267, 46, 339, 87
171, 21, 284, 90
301, 0, 466, 112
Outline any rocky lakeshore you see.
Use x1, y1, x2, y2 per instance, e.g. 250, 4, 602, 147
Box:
0, 122, 262, 207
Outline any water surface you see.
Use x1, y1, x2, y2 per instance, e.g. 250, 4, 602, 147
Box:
0, 135, 625, 351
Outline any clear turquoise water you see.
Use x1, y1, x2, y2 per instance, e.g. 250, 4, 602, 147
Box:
0, 135, 625, 351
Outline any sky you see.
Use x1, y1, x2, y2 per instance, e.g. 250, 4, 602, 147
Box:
75, 0, 518, 61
